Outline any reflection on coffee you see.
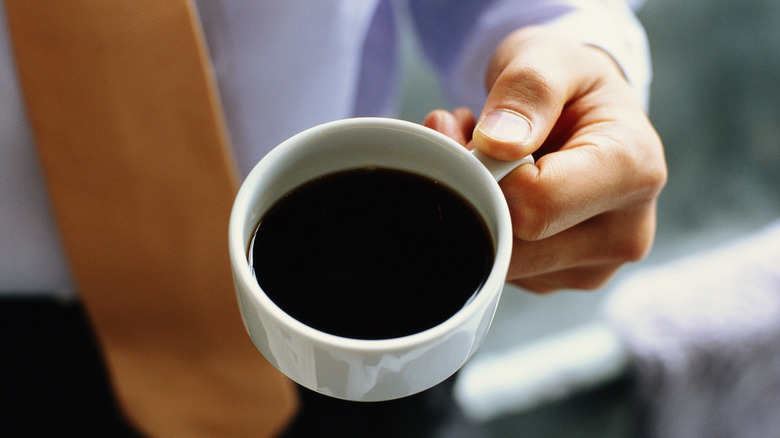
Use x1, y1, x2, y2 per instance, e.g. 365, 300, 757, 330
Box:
250, 167, 494, 340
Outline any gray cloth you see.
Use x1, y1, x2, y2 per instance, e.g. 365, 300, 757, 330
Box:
603, 220, 780, 438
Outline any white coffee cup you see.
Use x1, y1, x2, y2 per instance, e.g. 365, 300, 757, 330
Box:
229, 117, 532, 401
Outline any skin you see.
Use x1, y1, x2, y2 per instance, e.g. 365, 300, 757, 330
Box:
424, 26, 667, 293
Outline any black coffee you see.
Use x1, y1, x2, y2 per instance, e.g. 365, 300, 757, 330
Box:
249, 167, 494, 340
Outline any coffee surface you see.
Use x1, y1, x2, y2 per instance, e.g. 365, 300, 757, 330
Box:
250, 167, 494, 340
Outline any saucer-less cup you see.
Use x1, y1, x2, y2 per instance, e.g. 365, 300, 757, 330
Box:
229, 117, 532, 401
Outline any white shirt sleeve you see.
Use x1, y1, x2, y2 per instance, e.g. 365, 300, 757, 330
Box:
412, 0, 652, 113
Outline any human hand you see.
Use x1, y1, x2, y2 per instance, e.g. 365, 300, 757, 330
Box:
424, 26, 666, 293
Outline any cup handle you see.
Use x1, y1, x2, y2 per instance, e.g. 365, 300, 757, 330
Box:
471, 149, 535, 181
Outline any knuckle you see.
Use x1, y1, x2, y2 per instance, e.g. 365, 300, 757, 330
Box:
633, 156, 667, 204
501, 166, 560, 242
629, 126, 668, 202
644, 159, 668, 198
499, 63, 558, 109
612, 226, 654, 263
507, 190, 553, 241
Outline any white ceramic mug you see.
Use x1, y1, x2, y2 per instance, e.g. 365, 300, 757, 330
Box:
229, 117, 533, 401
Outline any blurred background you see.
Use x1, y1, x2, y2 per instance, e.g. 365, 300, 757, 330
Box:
398, 0, 780, 436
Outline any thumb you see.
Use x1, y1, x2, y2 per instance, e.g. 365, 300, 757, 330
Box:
473, 108, 536, 160
472, 28, 580, 161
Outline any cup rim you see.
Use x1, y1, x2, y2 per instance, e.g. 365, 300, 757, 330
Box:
229, 117, 513, 353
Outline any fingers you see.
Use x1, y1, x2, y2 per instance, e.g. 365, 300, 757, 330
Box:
506, 202, 658, 292
452, 107, 475, 136
423, 108, 475, 147
509, 202, 658, 275
500, 121, 665, 240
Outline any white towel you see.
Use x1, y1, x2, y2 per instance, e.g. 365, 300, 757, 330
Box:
454, 320, 629, 421
603, 219, 780, 438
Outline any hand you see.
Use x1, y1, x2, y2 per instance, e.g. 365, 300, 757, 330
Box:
424, 26, 666, 293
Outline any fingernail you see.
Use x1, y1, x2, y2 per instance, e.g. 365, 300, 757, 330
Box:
476, 109, 532, 144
